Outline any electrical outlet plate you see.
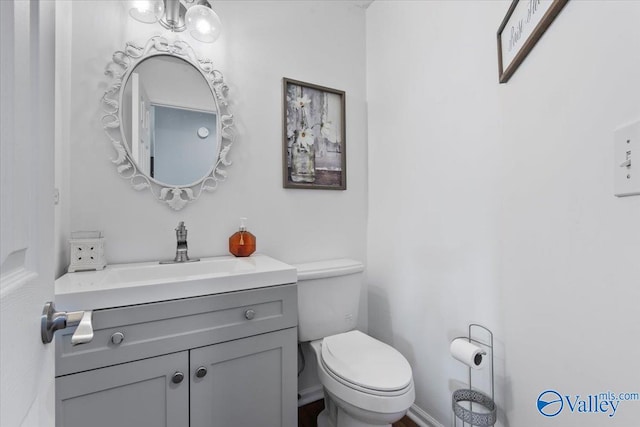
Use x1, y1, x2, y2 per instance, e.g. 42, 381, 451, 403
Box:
614, 120, 640, 197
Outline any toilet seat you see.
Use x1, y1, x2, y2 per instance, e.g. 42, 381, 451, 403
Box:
320, 355, 412, 398
321, 330, 413, 393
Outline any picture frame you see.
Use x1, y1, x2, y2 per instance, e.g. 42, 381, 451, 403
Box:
497, 0, 569, 83
282, 78, 346, 190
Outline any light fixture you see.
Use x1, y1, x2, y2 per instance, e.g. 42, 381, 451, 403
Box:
129, 0, 222, 43
185, 5, 222, 43
129, 0, 165, 24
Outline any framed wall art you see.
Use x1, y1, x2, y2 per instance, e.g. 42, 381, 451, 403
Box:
497, 0, 569, 83
282, 78, 346, 190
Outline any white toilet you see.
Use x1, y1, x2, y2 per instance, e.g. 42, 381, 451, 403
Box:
296, 259, 415, 427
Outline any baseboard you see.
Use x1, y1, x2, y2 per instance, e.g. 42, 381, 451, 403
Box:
298, 384, 324, 407
406, 404, 445, 427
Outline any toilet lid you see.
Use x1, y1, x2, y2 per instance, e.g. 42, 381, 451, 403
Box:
321, 330, 412, 392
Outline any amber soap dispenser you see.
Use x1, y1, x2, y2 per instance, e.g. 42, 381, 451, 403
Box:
229, 217, 256, 257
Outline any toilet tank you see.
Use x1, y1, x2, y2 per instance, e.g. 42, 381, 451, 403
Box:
295, 259, 365, 342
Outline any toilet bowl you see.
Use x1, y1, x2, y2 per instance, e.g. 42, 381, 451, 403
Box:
296, 259, 415, 427
311, 332, 415, 427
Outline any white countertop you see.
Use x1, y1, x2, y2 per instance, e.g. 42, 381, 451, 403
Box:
55, 254, 297, 311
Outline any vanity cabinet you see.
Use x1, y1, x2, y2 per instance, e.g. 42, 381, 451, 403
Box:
190, 328, 296, 427
56, 351, 188, 427
55, 283, 297, 427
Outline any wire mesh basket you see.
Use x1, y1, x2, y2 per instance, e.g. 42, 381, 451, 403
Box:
452, 388, 497, 426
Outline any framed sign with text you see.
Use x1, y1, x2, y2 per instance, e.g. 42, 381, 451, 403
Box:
497, 0, 569, 83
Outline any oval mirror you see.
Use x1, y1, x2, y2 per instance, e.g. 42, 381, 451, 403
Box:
102, 37, 234, 210
121, 55, 219, 186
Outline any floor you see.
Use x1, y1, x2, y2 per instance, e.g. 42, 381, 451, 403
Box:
298, 399, 419, 427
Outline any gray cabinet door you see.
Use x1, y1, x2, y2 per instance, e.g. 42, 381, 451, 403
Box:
56, 351, 188, 427
190, 327, 298, 427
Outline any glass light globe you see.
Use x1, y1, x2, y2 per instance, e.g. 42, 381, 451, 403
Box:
129, 0, 165, 24
185, 5, 222, 43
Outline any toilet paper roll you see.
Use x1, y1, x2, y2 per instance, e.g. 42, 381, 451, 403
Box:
450, 338, 486, 370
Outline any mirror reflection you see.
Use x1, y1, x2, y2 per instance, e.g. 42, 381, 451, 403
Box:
121, 55, 219, 186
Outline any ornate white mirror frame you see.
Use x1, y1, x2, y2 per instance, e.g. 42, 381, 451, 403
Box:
101, 36, 234, 210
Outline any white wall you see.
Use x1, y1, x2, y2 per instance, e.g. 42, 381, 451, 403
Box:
367, 1, 505, 424
56, 0, 367, 393
54, 0, 73, 287
56, 0, 367, 268
367, 1, 640, 426
498, 1, 640, 426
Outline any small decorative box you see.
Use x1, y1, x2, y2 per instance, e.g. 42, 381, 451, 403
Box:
68, 231, 106, 273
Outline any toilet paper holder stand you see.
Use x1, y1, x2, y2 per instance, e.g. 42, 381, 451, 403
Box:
451, 323, 496, 427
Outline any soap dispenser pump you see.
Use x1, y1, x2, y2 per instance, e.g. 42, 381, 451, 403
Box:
229, 217, 256, 257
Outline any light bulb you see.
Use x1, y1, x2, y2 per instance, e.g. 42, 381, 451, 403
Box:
196, 20, 211, 34
185, 5, 222, 43
129, 0, 165, 24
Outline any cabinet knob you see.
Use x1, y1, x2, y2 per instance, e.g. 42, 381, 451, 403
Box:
110, 332, 125, 345
195, 366, 208, 378
244, 309, 255, 320
172, 372, 184, 384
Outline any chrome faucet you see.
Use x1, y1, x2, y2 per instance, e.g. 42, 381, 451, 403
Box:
175, 221, 189, 262
160, 221, 199, 264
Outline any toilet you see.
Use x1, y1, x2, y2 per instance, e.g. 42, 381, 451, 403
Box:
296, 259, 415, 427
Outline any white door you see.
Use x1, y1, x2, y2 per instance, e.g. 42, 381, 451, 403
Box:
1, 1, 56, 426
131, 72, 153, 175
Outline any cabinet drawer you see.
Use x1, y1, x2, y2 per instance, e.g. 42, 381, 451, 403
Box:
56, 284, 297, 376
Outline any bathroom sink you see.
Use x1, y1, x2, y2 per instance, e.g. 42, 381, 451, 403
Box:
55, 254, 297, 311
110, 257, 255, 284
